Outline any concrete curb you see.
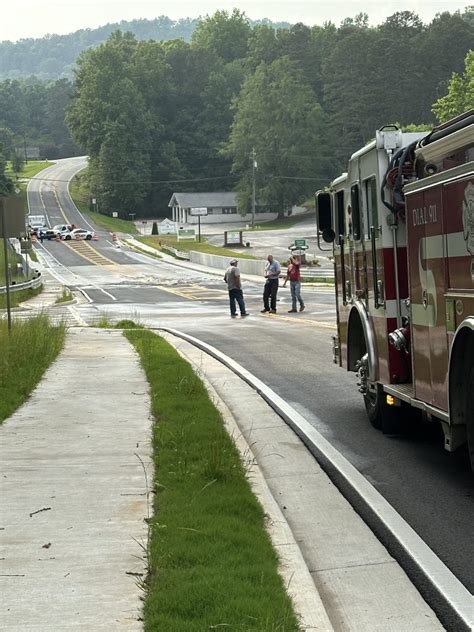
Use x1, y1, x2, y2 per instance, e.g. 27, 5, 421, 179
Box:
157, 327, 473, 632
161, 331, 334, 632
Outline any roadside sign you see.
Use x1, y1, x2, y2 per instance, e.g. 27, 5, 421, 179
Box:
294, 239, 306, 247
190, 207, 208, 216
112, 212, 118, 218
20, 239, 32, 253
225, 231, 243, 246
0, 197, 27, 238
158, 219, 177, 235
177, 228, 196, 241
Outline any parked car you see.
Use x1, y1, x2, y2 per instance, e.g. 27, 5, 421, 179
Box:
63, 228, 95, 241
50, 224, 74, 240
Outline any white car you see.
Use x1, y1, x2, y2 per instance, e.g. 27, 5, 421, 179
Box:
64, 228, 96, 241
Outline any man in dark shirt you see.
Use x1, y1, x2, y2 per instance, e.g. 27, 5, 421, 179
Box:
224, 259, 249, 318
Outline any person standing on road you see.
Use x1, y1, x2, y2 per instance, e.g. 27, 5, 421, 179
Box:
261, 254, 281, 314
283, 255, 305, 312
224, 259, 249, 318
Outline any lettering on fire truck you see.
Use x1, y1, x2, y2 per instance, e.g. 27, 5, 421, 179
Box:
412, 205, 438, 226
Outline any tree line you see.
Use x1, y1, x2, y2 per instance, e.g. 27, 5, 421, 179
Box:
1, 9, 473, 216
0, 16, 291, 81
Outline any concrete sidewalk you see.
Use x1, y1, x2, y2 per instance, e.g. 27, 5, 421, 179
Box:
0, 329, 151, 630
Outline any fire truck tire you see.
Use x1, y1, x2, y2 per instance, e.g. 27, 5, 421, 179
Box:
467, 368, 474, 472
363, 387, 384, 430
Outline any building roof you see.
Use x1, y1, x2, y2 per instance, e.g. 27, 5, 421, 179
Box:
168, 192, 238, 208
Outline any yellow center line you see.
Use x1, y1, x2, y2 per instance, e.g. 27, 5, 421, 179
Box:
259, 312, 336, 329
157, 286, 200, 300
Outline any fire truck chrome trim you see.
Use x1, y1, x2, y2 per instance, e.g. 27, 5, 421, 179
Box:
348, 301, 378, 382
403, 162, 474, 194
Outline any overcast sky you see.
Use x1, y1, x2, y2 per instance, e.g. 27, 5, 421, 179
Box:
1, 0, 471, 41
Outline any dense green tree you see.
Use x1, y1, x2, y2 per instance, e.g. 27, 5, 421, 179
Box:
225, 57, 327, 217
432, 50, 474, 121
0, 146, 13, 195
192, 9, 251, 63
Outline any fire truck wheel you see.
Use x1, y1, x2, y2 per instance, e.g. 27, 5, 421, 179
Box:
467, 368, 474, 472
363, 387, 383, 430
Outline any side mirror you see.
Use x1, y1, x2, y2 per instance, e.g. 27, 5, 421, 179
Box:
315, 191, 333, 232
322, 228, 336, 243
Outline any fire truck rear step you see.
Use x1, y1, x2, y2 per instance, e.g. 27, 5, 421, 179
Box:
383, 384, 466, 452
383, 383, 448, 422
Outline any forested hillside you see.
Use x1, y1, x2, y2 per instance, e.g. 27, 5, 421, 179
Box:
0, 9, 472, 217
0, 16, 291, 80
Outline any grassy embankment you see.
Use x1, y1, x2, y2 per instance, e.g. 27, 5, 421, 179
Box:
242, 211, 313, 232
6, 159, 56, 208
0, 315, 66, 424
0, 237, 42, 307
1, 161, 49, 301
69, 174, 139, 234
139, 235, 257, 260
125, 329, 300, 631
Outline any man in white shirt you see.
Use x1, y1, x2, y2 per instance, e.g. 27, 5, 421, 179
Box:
261, 254, 281, 314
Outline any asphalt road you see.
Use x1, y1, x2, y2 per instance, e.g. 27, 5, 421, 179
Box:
27, 159, 474, 596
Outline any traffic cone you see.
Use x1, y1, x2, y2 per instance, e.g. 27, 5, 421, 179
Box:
112, 233, 117, 242
92, 232, 99, 241
31, 234, 37, 243
75, 233, 81, 240
55, 233, 60, 242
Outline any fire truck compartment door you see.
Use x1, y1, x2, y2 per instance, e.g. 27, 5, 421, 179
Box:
408, 186, 449, 411
444, 175, 474, 291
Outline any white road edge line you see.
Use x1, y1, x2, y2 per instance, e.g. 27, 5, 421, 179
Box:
157, 327, 473, 632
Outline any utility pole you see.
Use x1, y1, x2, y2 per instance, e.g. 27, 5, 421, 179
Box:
251, 148, 257, 229
0, 198, 12, 333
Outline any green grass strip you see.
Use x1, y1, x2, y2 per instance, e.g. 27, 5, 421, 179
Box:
140, 235, 257, 260
6, 160, 55, 179
0, 285, 43, 308
0, 314, 66, 424
125, 330, 300, 631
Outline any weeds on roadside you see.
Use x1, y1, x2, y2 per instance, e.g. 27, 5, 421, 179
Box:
55, 287, 73, 304
0, 314, 66, 423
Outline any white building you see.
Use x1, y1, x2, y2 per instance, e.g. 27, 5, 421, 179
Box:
169, 192, 239, 224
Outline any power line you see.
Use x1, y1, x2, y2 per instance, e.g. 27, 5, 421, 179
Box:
27, 174, 239, 185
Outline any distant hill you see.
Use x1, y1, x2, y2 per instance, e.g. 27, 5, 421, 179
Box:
0, 16, 292, 80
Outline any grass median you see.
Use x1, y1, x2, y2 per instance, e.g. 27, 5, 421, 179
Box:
139, 235, 256, 260
125, 330, 300, 631
0, 314, 66, 424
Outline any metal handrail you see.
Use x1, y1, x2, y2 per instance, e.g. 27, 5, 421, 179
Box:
0, 273, 42, 295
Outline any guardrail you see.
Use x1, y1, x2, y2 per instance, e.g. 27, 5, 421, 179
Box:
0, 273, 43, 295
161, 244, 190, 260
301, 268, 334, 279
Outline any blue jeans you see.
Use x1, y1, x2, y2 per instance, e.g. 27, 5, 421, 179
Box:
290, 280, 304, 310
229, 288, 246, 315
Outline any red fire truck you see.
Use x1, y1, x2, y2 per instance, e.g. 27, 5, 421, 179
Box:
316, 109, 474, 470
